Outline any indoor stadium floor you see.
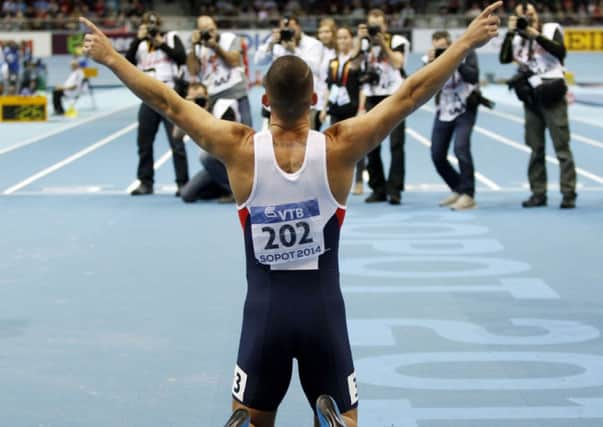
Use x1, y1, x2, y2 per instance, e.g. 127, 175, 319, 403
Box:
1, 85, 602, 426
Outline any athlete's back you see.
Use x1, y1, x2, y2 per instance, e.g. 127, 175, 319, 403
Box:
233, 129, 357, 413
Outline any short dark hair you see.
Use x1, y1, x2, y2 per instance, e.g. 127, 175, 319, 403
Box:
368, 9, 386, 20
264, 56, 313, 122
432, 30, 451, 42
188, 82, 208, 93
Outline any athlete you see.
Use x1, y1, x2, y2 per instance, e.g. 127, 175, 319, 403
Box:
79, 4, 501, 426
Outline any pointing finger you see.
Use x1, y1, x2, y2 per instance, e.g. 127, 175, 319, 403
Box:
480, 1, 503, 18
79, 16, 102, 35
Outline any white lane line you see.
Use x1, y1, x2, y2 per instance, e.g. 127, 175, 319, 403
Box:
474, 125, 603, 185
406, 127, 502, 191
125, 150, 173, 193
480, 91, 603, 129
3, 123, 137, 195
479, 107, 603, 149
0, 104, 138, 156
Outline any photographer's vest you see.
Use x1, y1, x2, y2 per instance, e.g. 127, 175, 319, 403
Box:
363, 33, 410, 97
194, 32, 246, 97
512, 23, 565, 80
437, 54, 477, 122
136, 31, 180, 87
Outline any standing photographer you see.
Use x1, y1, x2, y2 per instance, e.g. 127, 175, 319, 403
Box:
425, 31, 482, 211
254, 15, 324, 129
125, 11, 189, 196
321, 27, 366, 195
358, 9, 410, 205
500, 1, 577, 209
187, 15, 252, 127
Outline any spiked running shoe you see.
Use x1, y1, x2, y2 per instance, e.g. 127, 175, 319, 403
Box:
316, 395, 346, 427
223, 408, 250, 427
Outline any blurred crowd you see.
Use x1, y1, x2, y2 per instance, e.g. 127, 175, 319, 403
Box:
0, 0, 150, 30
1, 0, 602, 30
0, 40, 47, 95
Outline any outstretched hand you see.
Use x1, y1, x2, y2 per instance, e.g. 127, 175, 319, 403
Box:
79, 17, 117, 67
462, 1, 503, 49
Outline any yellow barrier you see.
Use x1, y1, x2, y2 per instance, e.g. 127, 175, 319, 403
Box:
564, 27, 603, 51
0, 95, 47, 122
83, 67, 99, 78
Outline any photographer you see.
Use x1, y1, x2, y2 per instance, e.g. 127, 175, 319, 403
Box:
254, 15, 324, 129
425, 31, 485, 211
357, 9, 410, 205
500, 1, 577, 209
187, 15, 252, 127
125, 11, 189, 196
321, 27, 366, 195
175, 83, 237, 203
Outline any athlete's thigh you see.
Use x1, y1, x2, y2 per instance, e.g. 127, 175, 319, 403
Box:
233, 304, 294, 412
297, 303, 358, 414
232, 399, 277, 427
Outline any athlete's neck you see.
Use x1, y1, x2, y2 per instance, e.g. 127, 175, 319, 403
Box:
269, 114, 310, 142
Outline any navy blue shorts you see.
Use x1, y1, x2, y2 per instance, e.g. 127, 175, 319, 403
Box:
231, 269, 358, 414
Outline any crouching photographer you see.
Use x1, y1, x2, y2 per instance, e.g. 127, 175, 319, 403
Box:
175, 83, 237, 203
500, 1, 577, 209
425, 31, 494, 211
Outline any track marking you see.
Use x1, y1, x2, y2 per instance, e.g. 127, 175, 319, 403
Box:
3, 123, 137, 195
0, 104, 138, 156
478, 107, 603, 149
406, 127, 502, 191
485, 92, 603, 129
125, 150, 173, 194
474, 126, 603, 185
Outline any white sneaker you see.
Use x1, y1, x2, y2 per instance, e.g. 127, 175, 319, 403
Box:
439, 192, 460, 207
352, 181, 364, 195
450, 194, 477, 211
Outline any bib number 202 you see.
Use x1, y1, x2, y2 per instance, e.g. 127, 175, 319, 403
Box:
262, 221, 313, 250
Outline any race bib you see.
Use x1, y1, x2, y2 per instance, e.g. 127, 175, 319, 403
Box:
249, 199, 324, 265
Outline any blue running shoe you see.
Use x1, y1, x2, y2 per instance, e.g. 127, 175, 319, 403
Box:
316, 395, 346, 427
223, 408, 250, 427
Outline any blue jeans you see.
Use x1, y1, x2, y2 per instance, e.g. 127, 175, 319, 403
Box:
430, 108, 477, 197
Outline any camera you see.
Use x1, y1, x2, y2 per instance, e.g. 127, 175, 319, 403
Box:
280, 28, 295, 42
516, 16, 529, 31
434, 47, 446, 59
147, 26, 159, 38
516, 0, 530, 31
368, 24, 381, 37
201, 30, 212, 42
280, 17, 295, 42
194, 96, 208, 109
507, 65, 535, 105
358, 66, 380, 85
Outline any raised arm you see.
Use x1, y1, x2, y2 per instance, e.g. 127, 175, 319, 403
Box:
80, 17, 252, 166
325, 1, 502, 164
